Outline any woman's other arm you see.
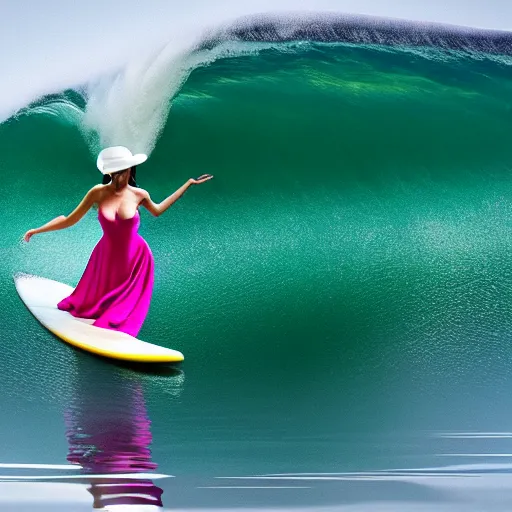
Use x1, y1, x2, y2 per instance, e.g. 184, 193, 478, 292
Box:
140, 174, 213, 217
23, 185, 101, 242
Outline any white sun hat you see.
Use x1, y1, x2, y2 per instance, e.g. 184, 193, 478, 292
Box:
96, 146, 148, 175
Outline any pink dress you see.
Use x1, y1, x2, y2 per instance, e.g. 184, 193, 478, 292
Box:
57, 208, 154, 337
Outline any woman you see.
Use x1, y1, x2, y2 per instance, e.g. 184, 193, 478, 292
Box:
23, 146, 213, 338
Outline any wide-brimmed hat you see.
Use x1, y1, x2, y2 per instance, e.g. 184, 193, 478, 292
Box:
97, 146, 148, 175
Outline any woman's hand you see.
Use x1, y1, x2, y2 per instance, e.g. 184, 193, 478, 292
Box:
23, 229, 36, 242
189, 174, 214, 185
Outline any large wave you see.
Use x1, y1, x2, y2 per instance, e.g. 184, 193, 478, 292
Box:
12, 13, 512, 159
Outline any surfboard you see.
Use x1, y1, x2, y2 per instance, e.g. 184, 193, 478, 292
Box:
14, 273, 184, 363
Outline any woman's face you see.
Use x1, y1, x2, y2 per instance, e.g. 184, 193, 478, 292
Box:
111, 168, 131, 187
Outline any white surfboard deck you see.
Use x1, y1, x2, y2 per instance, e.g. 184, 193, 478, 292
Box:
14, 273, 184, 363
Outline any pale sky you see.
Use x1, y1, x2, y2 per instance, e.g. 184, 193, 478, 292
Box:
1, 0, 511, 120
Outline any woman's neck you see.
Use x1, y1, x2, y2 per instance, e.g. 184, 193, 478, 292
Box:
108, 182, 128, 193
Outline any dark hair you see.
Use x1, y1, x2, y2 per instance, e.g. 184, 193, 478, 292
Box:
102, 166, 138, 187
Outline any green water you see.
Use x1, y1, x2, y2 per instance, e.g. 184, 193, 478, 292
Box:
2, 42, 512, 509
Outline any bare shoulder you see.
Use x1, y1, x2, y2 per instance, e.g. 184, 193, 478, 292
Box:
88, 184, 107, 200
134, 187, 151, 201
80, 184, 110, 207
89, 183, 105, 194
135, 188, 160, 216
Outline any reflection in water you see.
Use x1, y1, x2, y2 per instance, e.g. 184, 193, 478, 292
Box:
87, 480, 163, 510
64, 359, 183, 510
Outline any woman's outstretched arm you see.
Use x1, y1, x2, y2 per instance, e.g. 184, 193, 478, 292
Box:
23, 185, 101, 242
140, 174, 213, 217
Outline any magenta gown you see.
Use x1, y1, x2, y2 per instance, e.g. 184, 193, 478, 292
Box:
57, 208, 154, 337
